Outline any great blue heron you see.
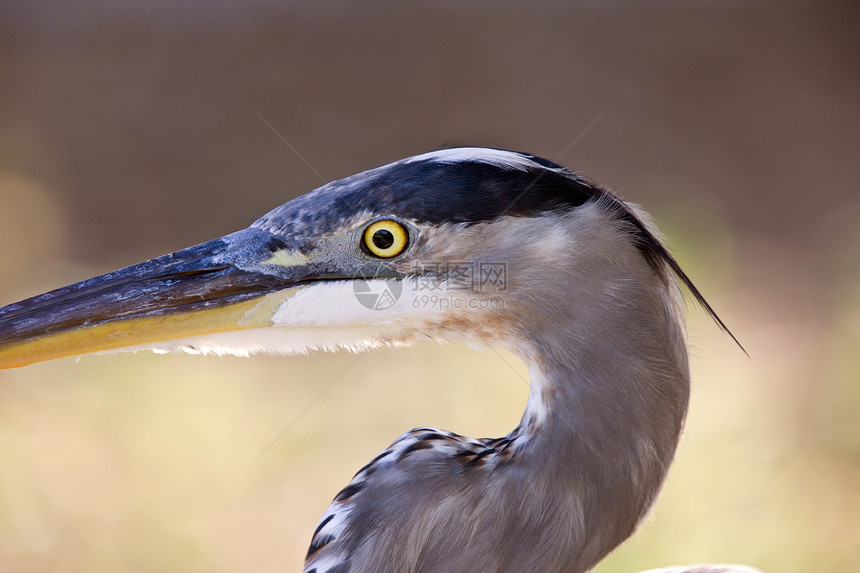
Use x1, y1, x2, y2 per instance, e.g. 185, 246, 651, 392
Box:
0, 148, 759, 573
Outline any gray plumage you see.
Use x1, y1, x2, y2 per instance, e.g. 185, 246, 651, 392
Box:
0, 148, 760, 573
303, 198, 690, 573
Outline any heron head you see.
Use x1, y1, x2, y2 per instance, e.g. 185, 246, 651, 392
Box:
0, 147, 729, 369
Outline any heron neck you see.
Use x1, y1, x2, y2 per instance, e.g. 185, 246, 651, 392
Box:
511, 301, 690, 570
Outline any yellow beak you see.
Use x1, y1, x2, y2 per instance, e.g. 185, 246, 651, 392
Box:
0, 228, 349, 369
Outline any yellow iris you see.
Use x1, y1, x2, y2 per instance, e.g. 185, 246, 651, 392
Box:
363, 219, 409, 258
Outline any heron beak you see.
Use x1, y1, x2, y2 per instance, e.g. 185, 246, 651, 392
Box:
0, 228, 339, 369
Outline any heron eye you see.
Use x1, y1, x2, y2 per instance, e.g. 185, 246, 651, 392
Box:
363, 219, 409, 258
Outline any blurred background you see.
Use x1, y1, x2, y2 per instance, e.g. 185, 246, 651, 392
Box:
0, 2, 858, 572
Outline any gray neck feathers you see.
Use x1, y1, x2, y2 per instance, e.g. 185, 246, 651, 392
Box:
501, 206, 691, 570
341, 204, 693, 573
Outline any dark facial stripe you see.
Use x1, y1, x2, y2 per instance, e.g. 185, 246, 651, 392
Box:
253, 151, 603, 236
254, 148, 743, 350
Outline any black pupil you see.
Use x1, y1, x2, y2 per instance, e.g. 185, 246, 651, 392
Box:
372, 229, 395, 250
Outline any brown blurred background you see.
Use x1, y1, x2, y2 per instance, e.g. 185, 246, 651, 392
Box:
0, 2, 858, 572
